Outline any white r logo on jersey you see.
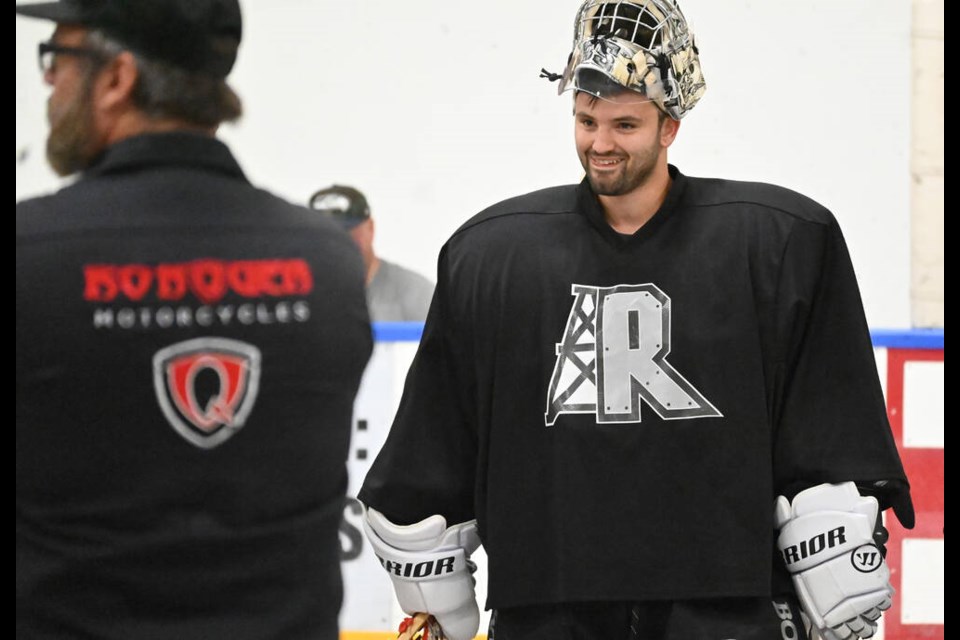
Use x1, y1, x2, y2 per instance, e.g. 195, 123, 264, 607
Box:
544, 284, 722, 426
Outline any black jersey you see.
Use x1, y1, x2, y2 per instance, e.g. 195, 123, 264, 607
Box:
17, 133, 372, 639
359, 165, 911, 608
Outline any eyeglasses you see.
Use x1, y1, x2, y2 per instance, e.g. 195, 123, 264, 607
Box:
38, 41, 105, 74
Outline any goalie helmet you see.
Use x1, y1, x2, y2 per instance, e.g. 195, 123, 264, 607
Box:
557, 0, 706, 119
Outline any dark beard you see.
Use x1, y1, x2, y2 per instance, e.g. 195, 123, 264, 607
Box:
588, 165, 647, 196
586, 158, 656, 196
46, 72, 99, 177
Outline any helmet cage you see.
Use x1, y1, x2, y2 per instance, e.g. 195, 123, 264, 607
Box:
558, 0, 706, 119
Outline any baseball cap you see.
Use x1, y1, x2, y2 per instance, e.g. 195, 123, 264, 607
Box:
15, 0, 242, 78
308, 185, 371, 230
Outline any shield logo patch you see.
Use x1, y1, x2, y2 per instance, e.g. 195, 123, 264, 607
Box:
153, 337, 262, 448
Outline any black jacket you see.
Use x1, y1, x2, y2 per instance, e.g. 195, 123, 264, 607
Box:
17, 132, 372, 639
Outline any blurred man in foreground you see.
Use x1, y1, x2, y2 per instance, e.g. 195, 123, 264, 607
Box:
16, 2, 371, 638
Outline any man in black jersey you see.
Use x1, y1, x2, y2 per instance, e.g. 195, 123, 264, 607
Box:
16, 1, 372, 638
359, 1, 914, 639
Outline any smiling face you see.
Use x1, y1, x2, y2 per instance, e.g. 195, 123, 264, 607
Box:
574, 90, 678, 198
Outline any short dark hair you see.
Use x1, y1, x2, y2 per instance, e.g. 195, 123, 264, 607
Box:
87, 30, 242, 128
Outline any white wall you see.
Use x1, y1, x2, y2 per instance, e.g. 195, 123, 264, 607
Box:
910, 0, 944, 327
16, 0, 912, 328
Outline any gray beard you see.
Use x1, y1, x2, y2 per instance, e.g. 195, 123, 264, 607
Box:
46, 77, 99, 177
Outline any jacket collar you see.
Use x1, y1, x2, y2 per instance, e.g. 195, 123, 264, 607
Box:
82, 132, 248, 182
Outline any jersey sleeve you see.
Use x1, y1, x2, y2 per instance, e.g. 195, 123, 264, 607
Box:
359, 246, 478, 526
771, 214, 914, 528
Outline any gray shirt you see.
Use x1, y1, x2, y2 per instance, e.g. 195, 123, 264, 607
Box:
367, 258, 435, 322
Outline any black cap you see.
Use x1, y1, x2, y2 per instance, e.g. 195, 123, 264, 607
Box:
15, 0, 242, 78
308, 185, 371, 231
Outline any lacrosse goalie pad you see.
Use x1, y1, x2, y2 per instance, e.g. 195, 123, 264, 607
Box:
363, 506, 482, 640
775, 482, 893, 640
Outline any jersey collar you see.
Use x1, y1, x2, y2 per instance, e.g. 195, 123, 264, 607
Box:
577, 164, 688, 246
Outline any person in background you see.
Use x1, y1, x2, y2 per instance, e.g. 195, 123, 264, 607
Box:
310, 184, 435, 322
16, 1, 371, 638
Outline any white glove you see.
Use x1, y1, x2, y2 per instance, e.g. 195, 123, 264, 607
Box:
362, 506, 482, 640
775, 482, 893, 640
